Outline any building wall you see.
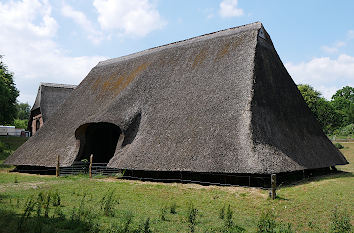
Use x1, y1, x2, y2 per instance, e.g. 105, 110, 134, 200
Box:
31, 113, 43, 135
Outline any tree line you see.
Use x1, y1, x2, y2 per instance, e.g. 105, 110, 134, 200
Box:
298, 84, 353, 136
0, 55, 30, 129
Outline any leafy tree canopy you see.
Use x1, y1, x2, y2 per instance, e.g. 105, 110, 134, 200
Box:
332, 86, 354, 102
297, 84, 321, 109
298, 84, 341, 134
331, 86, 354, 126
0, 55, 19, 124
16, 102, 31, 120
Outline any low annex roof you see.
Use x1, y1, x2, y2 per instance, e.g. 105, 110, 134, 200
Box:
31, 82, 77, 121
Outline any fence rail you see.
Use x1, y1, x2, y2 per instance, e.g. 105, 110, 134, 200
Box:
59, 162, 120, 176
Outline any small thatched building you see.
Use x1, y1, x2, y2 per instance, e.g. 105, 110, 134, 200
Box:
28, 83, 76, 135
6, 22, 348, 184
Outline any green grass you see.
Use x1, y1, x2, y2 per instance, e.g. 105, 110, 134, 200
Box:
0, 136, 28, 151
0, 136, 28, 167
0, 141, 353, 232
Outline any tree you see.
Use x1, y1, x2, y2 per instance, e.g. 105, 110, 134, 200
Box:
332, 86, 354, 102
0, 55, 19, 124
298, 84, 321, 110
16, 102, 31, 120
298, 84, 341, 134
331, 86, 354, 126
13, 119, 28, 129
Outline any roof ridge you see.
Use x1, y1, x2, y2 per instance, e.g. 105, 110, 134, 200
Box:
98, 21, 262, 67
40, 83, 77, 89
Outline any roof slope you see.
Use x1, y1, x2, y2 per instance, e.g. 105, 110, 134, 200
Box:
31, 83, 77, 121
6, 22, 348, 174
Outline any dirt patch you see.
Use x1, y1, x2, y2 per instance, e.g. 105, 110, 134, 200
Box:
0, 180, 63, 192
95, 177, 268, 198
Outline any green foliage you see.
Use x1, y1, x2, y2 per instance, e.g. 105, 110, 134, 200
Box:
159, 205, 167, 221
99, 189, 119, 217
329, 207, 352, 233
332, 86, 354, 102
298, 84, 354, 134
0, 136, 27, 166
16, 102, 31, 120
331, 86, 354, 127
225, 205, 233, 228
142, 217, 151, 233
219, 204, 225, 220
187, 203, 198, 233
298, 84, 341, 134
335, 143, 344, 149
13, 119, 28, 129
0, 55, 19, 124
256, 210, 277, 233
52, 191, 61, 207
334, 124, 354, 137
170, 202, 177, 214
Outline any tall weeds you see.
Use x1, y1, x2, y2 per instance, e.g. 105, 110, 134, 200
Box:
100, 189, 119, 217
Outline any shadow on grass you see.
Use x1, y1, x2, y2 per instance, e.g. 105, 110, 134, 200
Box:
278, 170, 354, 189
0, 207, 99, 233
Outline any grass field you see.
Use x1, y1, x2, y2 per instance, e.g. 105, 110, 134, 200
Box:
0, 136, 28, 168
0, 137, 353, 232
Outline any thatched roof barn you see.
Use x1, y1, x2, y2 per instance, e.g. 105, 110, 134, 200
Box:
6, 22, 348, 177
28, 83, 76, 135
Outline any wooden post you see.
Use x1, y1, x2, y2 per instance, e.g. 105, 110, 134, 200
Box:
89, 154, 93, 178
270, 174, 276, 200
56, 155, 60, 177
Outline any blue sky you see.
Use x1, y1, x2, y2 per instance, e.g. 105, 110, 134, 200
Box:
1, 0, 353, 105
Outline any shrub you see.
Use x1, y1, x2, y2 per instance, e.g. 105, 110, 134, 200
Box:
221, 205, 245, 233
256, 210, 276, 233
329, 207, 352, 233
13, 118, 28, 129
136, 217, 151, 233
52, 191, 61, 206
219, 204, 225, 220
170, 202, 177, 214
122, 211, 134, 233
338, 124, 354, 137
99, 189, 119, 217
334, 143, 344, 149
225, 205, 233, 228
160, 206, 167, 221
187, 203, 198, 233
143, 217, 151, 233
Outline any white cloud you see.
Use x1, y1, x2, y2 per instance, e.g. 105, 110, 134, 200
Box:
347, 30, 354, 39
285, 54, 354, 99
321, 41, 346, 54
219, 0, 244, 18
0, 0, 57, 38
0, 0, 106, 105
61, 3, 104, 44
321, 30, 354, 54
93, 0, 166, 37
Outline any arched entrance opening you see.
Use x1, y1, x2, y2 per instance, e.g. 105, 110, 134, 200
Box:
75, 122, 121, 163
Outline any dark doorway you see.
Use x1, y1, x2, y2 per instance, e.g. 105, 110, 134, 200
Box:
36, 120, 40, 131
75, 122, 121, 163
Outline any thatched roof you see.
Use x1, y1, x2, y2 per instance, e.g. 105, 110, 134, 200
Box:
30, 83, 76, 121
6, 22, 348, 174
